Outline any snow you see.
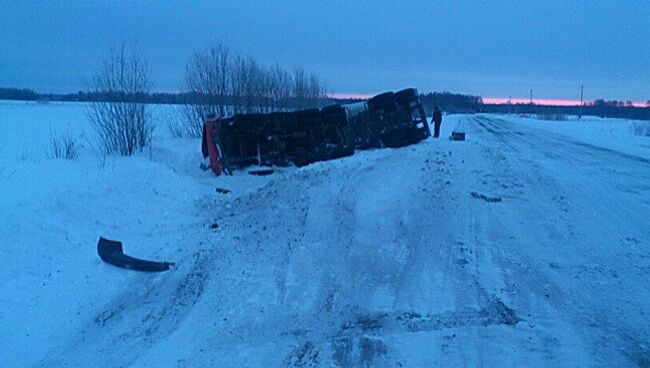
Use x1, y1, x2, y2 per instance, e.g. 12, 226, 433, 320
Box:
1, 102, 650, 366
496, 114, 650, 161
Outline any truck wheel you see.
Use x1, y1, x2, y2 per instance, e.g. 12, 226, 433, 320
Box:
394, 88, 418, 105
367, 92, 396, 110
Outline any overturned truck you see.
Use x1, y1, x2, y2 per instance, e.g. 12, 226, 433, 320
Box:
201, 88, 430, 175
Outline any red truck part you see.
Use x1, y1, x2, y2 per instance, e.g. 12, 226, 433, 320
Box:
201, 116, 223, 176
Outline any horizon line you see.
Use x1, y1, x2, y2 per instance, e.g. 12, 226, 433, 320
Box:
328, 93, 648, 107
483, 97, 648, 107
3, 87, 647, 107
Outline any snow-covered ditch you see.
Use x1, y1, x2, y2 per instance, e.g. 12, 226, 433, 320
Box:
0, 100, 275, 365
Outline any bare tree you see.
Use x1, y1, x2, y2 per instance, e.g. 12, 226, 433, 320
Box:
182, 43, 329, 130
182, 45, 230, 137
243, 58, 260, 113
307, 72, 326, 108
87, 42, 153, 155
230, 56, 246, 114
269, 63, 292, 111
47, 126, 79, 160
258, 69, 272, 113
290, 69, 327, 109
292, 69, 307, 109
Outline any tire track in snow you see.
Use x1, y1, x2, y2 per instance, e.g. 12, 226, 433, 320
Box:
41, 129, 532, 367
469, 115, 650, 366
277, 144, 524, 367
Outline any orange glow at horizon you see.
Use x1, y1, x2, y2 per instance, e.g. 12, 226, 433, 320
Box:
328, 93, 374, 100
483, 97, 582, 106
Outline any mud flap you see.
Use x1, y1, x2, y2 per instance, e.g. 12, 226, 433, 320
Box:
97, 237, 172, 272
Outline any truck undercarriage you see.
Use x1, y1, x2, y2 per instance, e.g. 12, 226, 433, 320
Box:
201, 88, 430, 175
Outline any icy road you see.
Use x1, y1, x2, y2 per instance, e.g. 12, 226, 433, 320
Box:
2, 107, 650, 367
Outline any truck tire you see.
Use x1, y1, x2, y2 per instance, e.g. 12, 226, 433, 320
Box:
394, 88, 418, 105
367, 92, 396, 111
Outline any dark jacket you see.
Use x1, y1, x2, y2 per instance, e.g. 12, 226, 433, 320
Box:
433, 109, 442, 124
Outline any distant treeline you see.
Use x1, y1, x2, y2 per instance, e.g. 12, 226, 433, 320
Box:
0, 87, 40, 101
418, 92, 483, 114
0, 87, 482, 110
2, 87, 648, 120
0, 87, 329, 108
0, 88, 204, 104
477, 100, 650, 121
0, 87, 484, 110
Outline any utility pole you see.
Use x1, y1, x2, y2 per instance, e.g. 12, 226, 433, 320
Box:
579, 85, 584, 119
530, 89, 533, 104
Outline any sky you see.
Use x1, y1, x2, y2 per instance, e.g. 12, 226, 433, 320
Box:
1, 0, 649, 102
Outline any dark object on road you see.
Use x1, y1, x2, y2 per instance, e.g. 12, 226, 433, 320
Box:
470, 191, 502, 203
97, 237, 172, 272
215, 187, 231, 194
249, 168, 275, 176
201, 88, 430, 175
432, 106, 443, 138
450, 131, 466, 141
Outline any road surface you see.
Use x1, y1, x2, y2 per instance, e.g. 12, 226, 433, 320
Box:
37, 115, 650, 367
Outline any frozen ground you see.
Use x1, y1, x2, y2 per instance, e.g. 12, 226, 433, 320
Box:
1, 101, 649, 367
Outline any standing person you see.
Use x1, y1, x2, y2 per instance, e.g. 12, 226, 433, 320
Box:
432, 107, 443, 138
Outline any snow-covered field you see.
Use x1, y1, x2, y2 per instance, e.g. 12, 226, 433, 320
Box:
1, 100, 649, 367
